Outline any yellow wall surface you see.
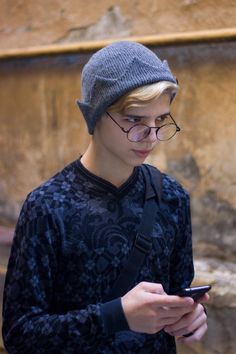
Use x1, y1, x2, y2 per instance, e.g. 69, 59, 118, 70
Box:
0, 2, 236, 353
0, 0, 236, 49
1, 42, 235, 263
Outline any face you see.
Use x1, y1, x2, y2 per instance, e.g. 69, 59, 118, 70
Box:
93, 94, 171, 174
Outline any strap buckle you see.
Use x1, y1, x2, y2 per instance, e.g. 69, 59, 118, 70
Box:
134, 233, 152, 253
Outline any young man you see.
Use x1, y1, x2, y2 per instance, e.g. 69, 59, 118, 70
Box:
2, 41, 208, 353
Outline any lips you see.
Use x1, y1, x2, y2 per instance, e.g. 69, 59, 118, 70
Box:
132, 149, 152, 158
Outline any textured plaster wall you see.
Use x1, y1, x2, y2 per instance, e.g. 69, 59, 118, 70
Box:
0, 0, 236, 49
1, 43, 235, 260
0, 1, 236, 353
0, 54, 88, 223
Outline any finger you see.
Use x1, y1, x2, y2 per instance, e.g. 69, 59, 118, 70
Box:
196, 293, 210, 303
159, 305, 194, 319
164, 304, 199, 333
157, 316, 183, 327
178, 322, 208, 344
139, 281, 166, 294
158, 295, 194, 308
165, 304, 206, 336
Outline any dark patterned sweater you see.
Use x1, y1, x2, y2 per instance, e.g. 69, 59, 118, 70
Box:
2, 159, 194, 353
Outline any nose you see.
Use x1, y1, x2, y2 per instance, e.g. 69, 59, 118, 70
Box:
144, 127, 158, 143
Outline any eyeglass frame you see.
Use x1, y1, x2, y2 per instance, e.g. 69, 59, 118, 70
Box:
106, 111, 181, 142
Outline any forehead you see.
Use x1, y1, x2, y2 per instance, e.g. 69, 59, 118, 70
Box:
124, 94, 171, 117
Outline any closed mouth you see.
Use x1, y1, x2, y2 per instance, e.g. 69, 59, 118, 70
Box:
133, 149, 152, 154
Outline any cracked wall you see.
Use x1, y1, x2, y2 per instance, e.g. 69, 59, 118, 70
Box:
1, 42, 235, 264
0, 0, 236, 49
0, 2, 236, 354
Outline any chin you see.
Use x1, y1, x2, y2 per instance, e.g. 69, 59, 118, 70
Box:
129, 158, 147, 167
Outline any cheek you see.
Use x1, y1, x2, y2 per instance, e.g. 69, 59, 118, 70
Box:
107, 133, 131, 155
99, 121, 129, 146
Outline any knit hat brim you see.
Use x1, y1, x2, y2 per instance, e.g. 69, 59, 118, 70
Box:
77, 41, 177, 134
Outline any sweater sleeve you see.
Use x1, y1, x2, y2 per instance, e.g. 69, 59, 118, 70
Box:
2, 206, 128, 353
168, 189, 194, 294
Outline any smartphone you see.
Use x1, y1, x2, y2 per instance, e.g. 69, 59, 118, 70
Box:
176, 285, 211, 301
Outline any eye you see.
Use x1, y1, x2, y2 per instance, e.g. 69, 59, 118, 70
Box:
125, 116, 142, 124
156, 114, 169, 124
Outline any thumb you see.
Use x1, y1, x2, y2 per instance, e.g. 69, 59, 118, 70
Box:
139, 281, 166, 295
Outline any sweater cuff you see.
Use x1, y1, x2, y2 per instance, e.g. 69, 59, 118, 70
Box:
100, 298, 130, 335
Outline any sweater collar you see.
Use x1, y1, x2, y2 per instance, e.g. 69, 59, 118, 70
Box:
75, 159, 140, 198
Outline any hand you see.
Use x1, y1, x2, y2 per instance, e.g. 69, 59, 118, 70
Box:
121, 282, 194, 334
164, 293, 209, 343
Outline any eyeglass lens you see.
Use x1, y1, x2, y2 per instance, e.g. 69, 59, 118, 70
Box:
128, 123, 177, 142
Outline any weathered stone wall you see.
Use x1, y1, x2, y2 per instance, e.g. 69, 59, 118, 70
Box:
0, 1, 235, 353
0, 53, 90, 224
0, 0, 236, 50
1, 42, 235, 354
2, 43, 235, 262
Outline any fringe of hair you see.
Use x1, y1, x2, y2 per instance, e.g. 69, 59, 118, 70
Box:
107, 81, 179, 113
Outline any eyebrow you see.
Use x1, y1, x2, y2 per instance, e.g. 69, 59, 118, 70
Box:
124, 112, 170, 119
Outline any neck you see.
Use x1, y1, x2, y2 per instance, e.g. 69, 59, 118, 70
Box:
81, 142, 134, 187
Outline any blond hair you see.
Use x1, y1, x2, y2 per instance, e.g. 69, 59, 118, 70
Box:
107, 81, 178, 114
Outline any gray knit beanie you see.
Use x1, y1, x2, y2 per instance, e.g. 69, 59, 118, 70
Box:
77, 41, 177, 134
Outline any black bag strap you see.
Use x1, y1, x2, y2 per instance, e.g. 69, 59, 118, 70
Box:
105, 164, 162, 301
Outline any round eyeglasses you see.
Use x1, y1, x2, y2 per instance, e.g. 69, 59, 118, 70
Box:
106, 112, 180, 142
